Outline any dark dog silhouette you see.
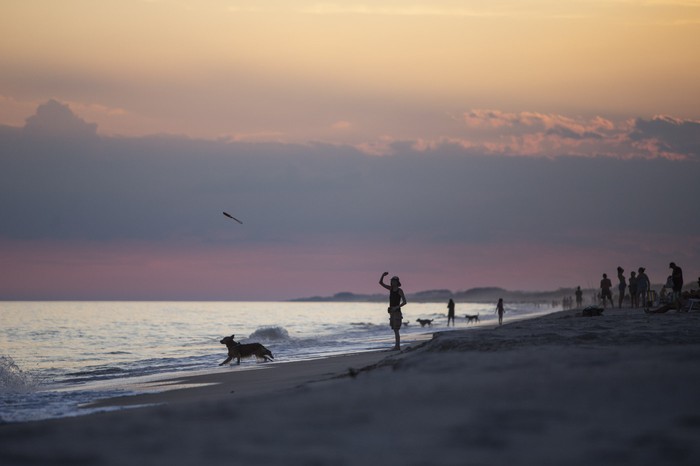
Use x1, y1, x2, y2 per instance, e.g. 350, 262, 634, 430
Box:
416, 318, 434, 327
219, 334, 274, 365
465, 314, 480, 324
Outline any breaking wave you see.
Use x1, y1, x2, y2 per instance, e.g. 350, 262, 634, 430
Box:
0, 356, 37, 393
247, 326, 290, 342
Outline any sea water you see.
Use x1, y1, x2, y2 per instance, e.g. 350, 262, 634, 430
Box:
0, 301, 554, 423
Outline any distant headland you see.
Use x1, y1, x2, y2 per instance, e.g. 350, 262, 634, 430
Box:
291, 287, 592, 304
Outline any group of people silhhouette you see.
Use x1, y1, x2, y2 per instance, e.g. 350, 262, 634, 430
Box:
379, 272, 507, 352
380, 262, 695, 351
596, 262, 695, 313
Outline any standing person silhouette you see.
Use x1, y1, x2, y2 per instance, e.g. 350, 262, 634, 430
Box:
496, 298, 504, 325
600, 273, 614, 308
669, 262, 684, 309
575, 286, 583, 308
379, 272, 407, 350
637, 267, 650, 308
617, 267, 627, 309
447, 298, 455, 327
629, 271, 638, 308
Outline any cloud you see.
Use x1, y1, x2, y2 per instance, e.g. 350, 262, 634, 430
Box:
463, 109, 616, 137
22, 99, 98, 139
459, 110, 700, 160
2, 101, 699, 298
3, 101, 698, 242
629, 116, 700, 160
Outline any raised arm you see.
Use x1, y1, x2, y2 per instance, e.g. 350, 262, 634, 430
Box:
379, 272, 391, 290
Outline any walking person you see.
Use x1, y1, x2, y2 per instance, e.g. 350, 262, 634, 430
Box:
496, 298, 505, 326
379, 272, 407, 350
617, 266, 627, 309
447, 298, 455, 326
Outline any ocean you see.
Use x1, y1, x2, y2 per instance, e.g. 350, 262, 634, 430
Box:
0, 300, 554, 423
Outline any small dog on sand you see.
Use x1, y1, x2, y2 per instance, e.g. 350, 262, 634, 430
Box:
219, 334, 274, 366
416, 318, 434, 327
465, 314, 480, 324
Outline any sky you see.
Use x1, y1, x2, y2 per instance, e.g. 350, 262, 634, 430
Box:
1, 0, 699, 300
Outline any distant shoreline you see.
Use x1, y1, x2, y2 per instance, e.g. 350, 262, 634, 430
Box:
1, 282, 691, 302
292, 286, 592, 304
293, 282, 697, 303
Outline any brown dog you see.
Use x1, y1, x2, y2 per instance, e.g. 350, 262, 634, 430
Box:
219, 334, 274, 366
416, 318, 434, 327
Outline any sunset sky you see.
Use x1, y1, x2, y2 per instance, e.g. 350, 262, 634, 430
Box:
1, 1, 699, 300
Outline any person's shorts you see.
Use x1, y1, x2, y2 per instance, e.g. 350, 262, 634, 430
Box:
389, 310, 403, 330
602, 290, 612, 299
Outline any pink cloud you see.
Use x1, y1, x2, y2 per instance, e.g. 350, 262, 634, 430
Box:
458, 109, 699, 160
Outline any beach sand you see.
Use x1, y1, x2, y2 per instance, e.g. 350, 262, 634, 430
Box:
2, 308, 700, 465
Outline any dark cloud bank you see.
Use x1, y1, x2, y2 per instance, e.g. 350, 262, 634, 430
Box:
2, 101, 698, 241
1, 101, 698, 298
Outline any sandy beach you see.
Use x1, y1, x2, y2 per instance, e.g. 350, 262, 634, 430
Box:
2, 307, 700, 465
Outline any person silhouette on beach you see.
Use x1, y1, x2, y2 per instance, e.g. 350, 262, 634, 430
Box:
617, 267, 627, 309
600, 273, 613, 308
637, 267, 650, 308
669, 262, 684, 309
379, 272, 407, 350
496, 298, 504, 325
447, 298, 455, 327
575, 286, 583, 308
629, 271, 638, 308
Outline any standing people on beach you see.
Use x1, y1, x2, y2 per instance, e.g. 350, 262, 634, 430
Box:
617, 267, 627, 309
669, 262, 684, 309
600, 273, 614, 308
629, 271, 638, 308
496, 298, 504, 325
637, 267, 650, 308
575, 286, 583, 308
447, 298, 455, 327
379, 272, 407, 350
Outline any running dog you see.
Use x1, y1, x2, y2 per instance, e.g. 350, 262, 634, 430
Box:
219, 334, 274, 365
465, 314, 480, 324
416, 318, 434, 327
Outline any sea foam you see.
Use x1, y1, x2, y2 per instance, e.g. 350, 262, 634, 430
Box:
247, 326, 290, 341
0, 356, 36, 393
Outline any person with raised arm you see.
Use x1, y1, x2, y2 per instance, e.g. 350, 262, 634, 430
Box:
379, 272, 407, 350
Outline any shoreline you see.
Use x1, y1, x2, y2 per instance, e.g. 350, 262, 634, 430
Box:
3, 306, 699, 465
85, 349, 399, 409
85, 311, 542, 411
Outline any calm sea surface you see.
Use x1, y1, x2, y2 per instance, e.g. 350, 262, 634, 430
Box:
0, 301, 554, 422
